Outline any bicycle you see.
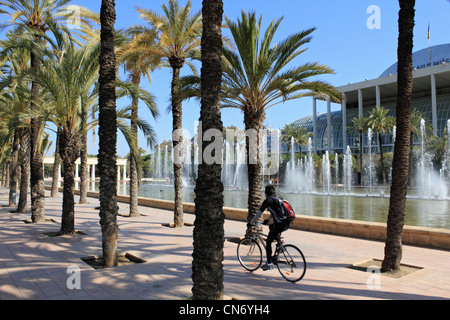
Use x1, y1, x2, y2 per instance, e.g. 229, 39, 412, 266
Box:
237, 222, 306, 283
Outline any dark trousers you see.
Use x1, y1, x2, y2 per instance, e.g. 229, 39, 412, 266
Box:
266, 221, 290, 263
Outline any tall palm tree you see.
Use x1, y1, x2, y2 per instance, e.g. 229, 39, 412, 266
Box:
348, 115, 369, 184
132, 0, 202, 228
30, 38, 100, 235
191, 0, 224, 301
0, 0, 98, 223
368, 106, 395, 184
117, 27, 160, 217
0, 35, 33, 212
27, 36, 156, 235
0, 37, 29, 208
222, 12, 338, 237
98, 0, 118, 267
382, 0, 416, 273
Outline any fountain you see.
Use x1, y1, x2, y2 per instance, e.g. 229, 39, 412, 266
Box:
417, 119, 447, 199
306, 138, 315, 192
335, 153, 339, 194
441, 119, 450, 197
343, 146, 353, 194
284, 137, 315, 193
155, 146, 162, 179
142, 121, 448, 201
322, 151, 331, 194
363, 128, 376, 195
87, 123, 450, 230
163, 145, 169, 179
231, 141, 248, 189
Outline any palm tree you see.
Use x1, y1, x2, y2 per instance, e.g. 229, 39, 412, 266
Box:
98, 0, 118, 267
280, 123, 297, 153
28, 38, 100, 235
368, 106, 395, 184
348, 115, 369, 184
293, 125, 313, 157
0, 35, 33, 212
117, 27, 160, 217
382, 0, 416, 273
180, 12, 338, 237
131, 0, 202, 228
0, 37, 29, 208
0, 0, 98, 223
191, 0, 224, 301
220, 11, 338, 237
24, 33, 157, 236
430, 129, 448, 170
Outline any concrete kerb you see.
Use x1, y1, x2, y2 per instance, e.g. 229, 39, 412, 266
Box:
46, 186, 450, 251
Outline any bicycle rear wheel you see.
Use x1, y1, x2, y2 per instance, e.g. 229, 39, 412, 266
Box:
275, 244, 306, 282
237, 238, 263, 272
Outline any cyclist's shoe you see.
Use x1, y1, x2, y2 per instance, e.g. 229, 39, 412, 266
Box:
261, 263, 273, 271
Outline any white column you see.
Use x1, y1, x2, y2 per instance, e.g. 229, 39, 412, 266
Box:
376, 85, 381, 109
58, 165, 62, 181
312, 97, 317, 153
91, 164, 95, 181
327, 96, 332, 153
342, 93, 347, 150
431, 74, 438, 136
117, 165, 121, 182
358, 89, 363, 116
122, 165, 126, 181
75, 164, 79, 181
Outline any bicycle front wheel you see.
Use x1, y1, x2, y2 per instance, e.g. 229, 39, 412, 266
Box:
237, 238, 262, 272
275, 244, 306, 283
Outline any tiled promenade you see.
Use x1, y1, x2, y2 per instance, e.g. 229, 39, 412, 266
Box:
1, 186, 449, 300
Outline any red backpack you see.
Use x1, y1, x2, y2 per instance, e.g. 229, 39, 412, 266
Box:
274, 197, 296, 222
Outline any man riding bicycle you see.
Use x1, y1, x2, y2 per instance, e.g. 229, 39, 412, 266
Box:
248, 185, 291, 271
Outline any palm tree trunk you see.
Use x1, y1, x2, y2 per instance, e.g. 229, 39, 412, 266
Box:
129, 73, 140, 217
192, 0, 224, 300
382, 0, 415, 272
29, 48, 45, 224
244, 110, 265, 238
17, 127, 30, 213
4, 163, 10, 188
98, 0, 119, 268
8, 129, 20, 207
51, 130, 61, 197
170, 57, 185, 228
60, 158, 76, 234
79, 130, 88, 204
58, 132, 82, 235
59, 156, 75, 235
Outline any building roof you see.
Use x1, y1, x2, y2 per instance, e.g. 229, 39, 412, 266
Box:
336, 61, 450, 109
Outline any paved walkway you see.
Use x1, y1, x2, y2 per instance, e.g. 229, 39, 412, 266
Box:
1, 186, 449, 300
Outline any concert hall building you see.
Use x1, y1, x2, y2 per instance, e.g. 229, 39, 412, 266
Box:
292, 43, 450, 155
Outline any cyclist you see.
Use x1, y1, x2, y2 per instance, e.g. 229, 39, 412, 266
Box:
248, 185, 291, 271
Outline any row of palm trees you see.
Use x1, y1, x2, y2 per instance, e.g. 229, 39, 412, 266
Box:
0, 0, 338, 299
348, 107, 395, 184
348, 106, 448, 186
0, 6, 157, 233
0, 0, 420, 298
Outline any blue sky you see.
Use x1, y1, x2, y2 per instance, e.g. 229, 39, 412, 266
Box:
5, 0, 450, 157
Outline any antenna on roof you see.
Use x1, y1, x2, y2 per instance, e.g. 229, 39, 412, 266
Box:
428, 22, 432, 63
